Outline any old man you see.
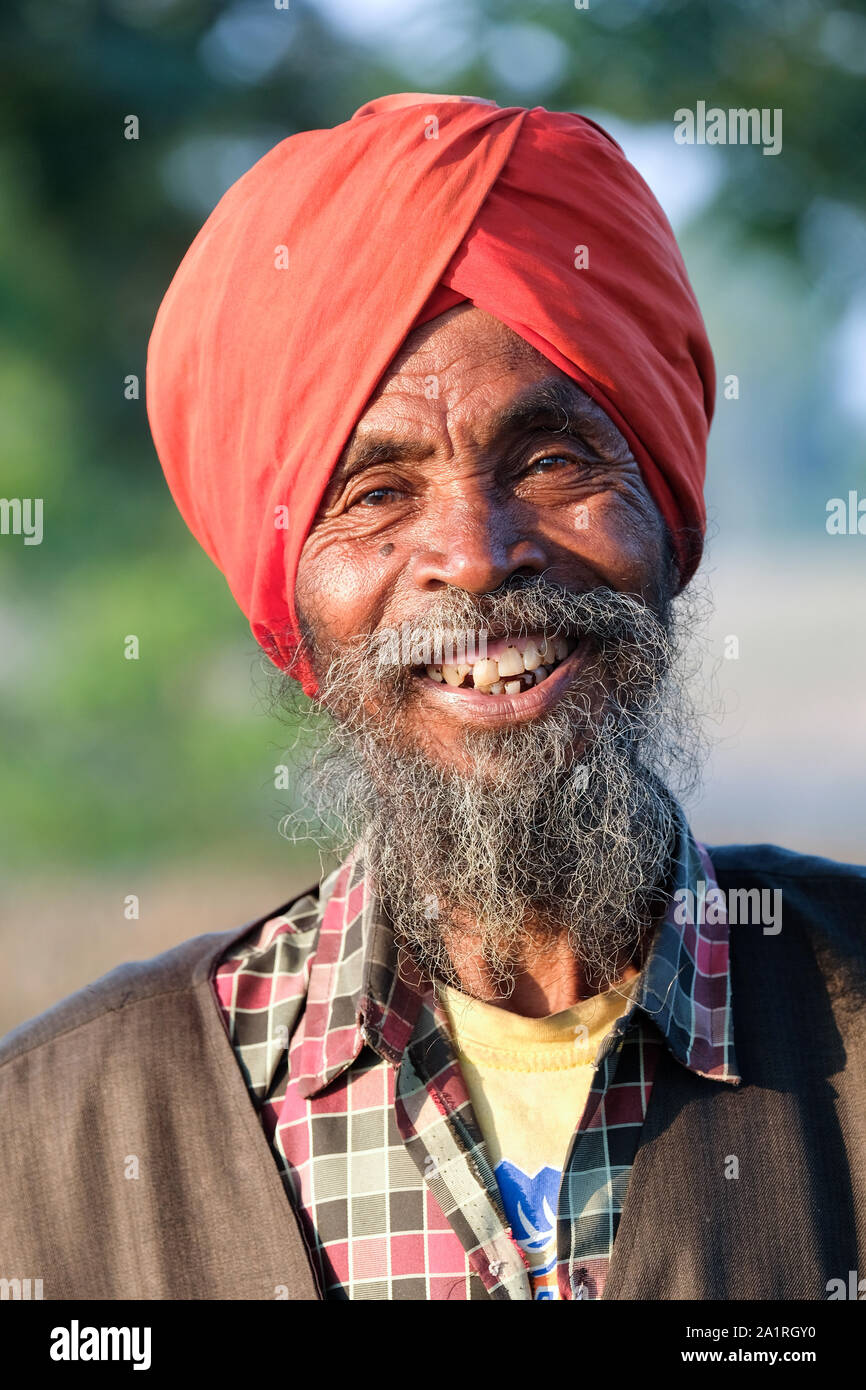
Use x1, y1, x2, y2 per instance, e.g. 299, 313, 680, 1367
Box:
2, 93, 865, 1302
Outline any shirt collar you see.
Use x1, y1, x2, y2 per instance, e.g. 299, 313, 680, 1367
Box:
290, 798, 740, 1099
289, 847, 426, 1098
631, 814, 740, 1084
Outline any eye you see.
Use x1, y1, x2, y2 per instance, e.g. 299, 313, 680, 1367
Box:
354, 486, 400, 507
525, 453, 575, 475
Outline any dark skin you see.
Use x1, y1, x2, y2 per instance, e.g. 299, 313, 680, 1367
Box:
295, 306, 671, 1013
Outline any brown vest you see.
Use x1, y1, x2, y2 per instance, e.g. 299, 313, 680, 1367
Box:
2, 844, 865, 1299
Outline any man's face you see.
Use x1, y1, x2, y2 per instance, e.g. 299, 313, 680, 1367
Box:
292, 305, 693, 995
295, 305, 671, 765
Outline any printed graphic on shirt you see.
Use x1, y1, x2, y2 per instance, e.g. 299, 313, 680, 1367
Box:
495, 1160, 560, 1299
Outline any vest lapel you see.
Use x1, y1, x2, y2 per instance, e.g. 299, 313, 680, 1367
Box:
604, 1021, 858, 1299
191, 929, 323, 1300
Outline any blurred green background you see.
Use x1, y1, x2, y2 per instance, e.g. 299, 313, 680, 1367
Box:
2, 0, 865, 1028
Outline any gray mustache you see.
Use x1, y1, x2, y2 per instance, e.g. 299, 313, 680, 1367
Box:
366, 581, 667, 668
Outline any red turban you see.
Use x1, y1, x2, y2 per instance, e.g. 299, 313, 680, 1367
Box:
147, 93, 714, 697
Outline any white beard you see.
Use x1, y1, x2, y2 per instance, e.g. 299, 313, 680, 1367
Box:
287, 578, 707, 996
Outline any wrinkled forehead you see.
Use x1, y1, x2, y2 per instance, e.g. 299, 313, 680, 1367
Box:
336, 304, 634, 473
390, 302, 542, 373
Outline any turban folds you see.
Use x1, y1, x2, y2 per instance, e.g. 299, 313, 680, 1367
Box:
147, 93, 715, 696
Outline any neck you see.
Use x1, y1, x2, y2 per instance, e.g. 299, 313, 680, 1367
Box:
440, 910, 649, 1017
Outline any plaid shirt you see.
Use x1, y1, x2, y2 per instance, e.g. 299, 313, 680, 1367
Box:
213, 802, 740, 1300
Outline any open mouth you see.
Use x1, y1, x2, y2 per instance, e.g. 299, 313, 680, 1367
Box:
413, 632, 579, 696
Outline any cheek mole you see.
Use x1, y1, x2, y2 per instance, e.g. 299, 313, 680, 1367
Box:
379, 543, 395, 556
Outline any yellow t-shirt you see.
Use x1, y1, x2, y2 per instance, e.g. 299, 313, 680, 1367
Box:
439, 980, 636, 1300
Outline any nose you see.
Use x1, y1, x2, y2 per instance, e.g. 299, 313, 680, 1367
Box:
408, 498, 549, 594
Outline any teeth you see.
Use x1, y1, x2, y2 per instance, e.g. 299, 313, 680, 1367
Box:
423, 634, 573, 692
522, 640, 542, 671
473, 658, 499, 687
497, 647, 524, 678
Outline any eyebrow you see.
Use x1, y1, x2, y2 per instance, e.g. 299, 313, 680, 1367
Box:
330, 377, 621, 490
494, 378, 612, 443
